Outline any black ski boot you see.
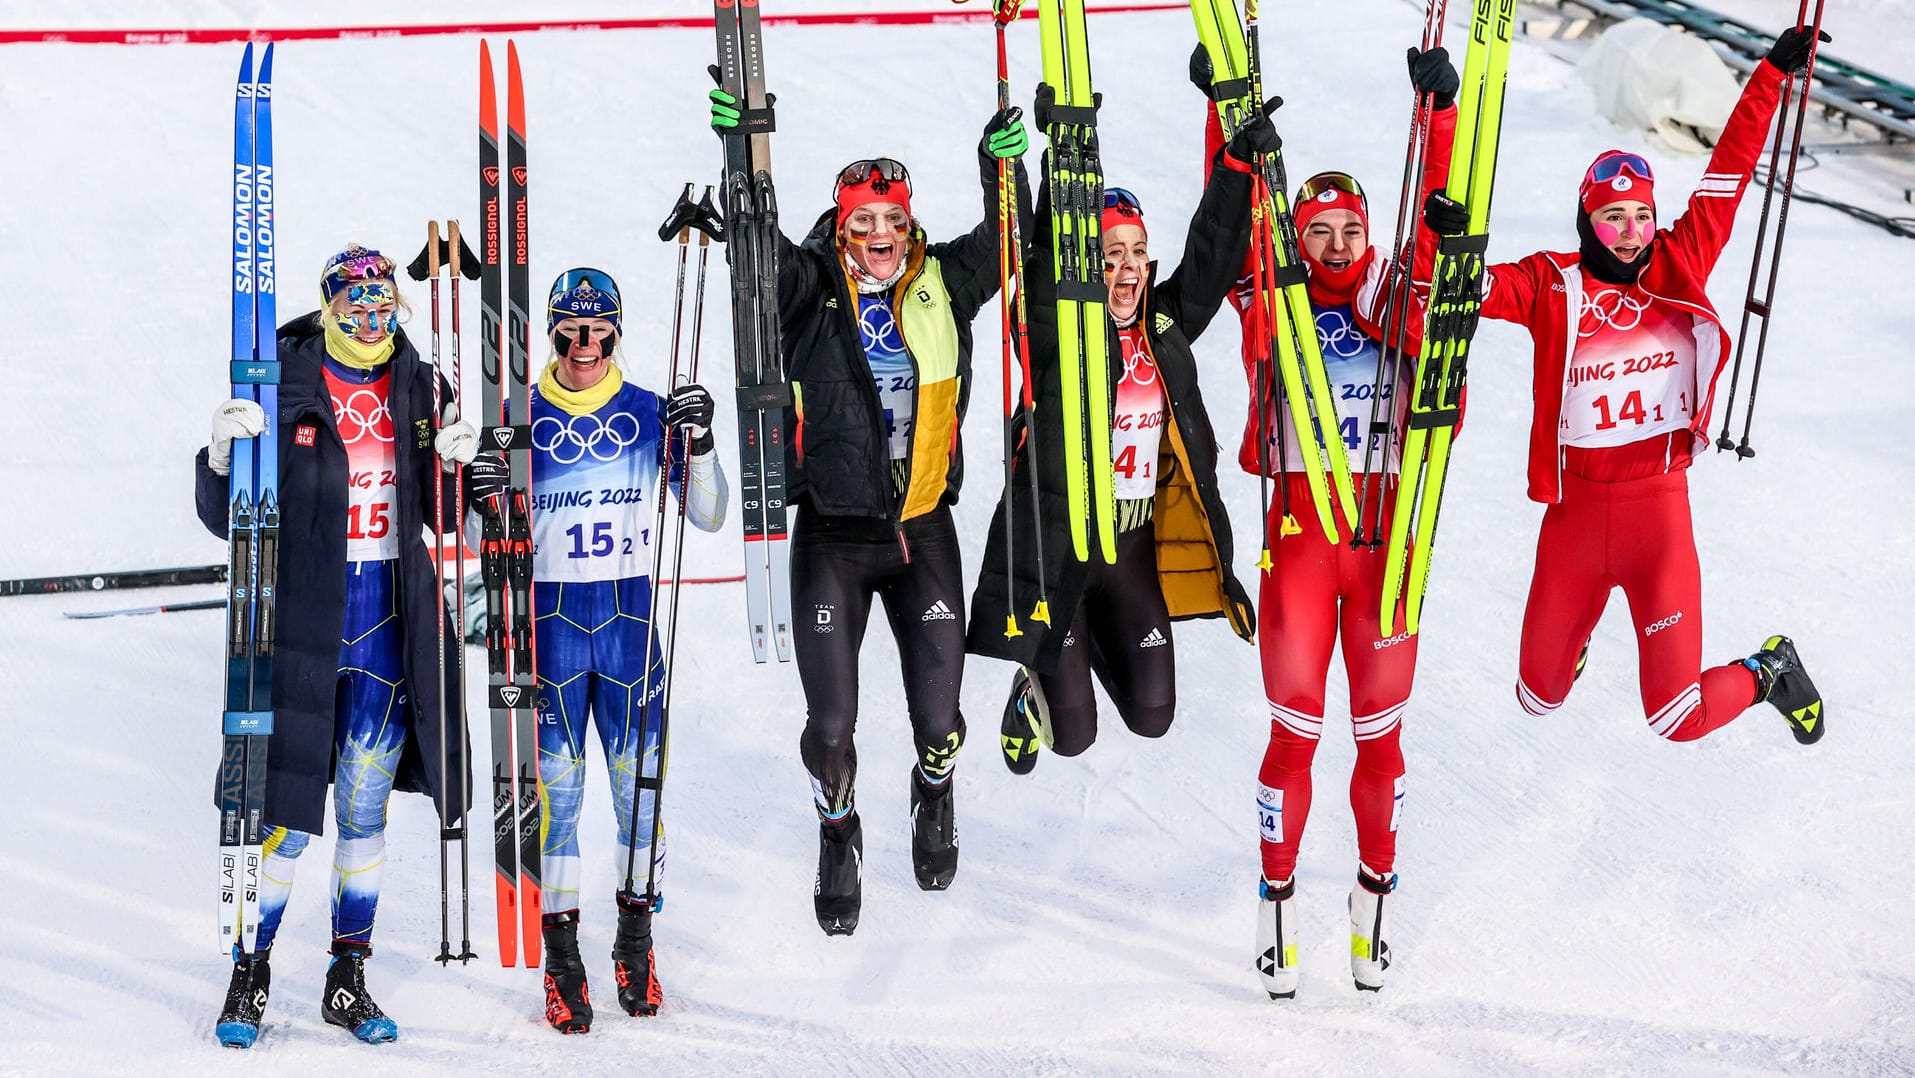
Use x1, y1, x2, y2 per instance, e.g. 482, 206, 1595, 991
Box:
814, 812, 863, 936
1747, 635, 1824, 744
909, 768, 959, 891
999, 668, 1046, 776
611, 891, 663, 1017
541, 910, 592, 1033
320, 941, 398, 1044
214, 947, 271, 1049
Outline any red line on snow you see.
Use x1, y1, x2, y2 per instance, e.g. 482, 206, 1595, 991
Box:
0, 3, 1185, 46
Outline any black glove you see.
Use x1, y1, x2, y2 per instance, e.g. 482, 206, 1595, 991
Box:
1407, 45, 1459, 110
1422, 190, 1469, 236
1189, 44, 1215, 99
1226, 96, 1284, 160
666, 383, 717, 455
466, 452, 511, 506
1766, 24, 1830, 74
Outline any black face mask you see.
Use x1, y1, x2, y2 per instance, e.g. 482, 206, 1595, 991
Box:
1577, 205, 1651, 286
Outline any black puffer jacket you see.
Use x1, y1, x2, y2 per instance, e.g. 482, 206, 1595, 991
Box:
968, 153, 1257, 674
775, 143, 1031, 522
195, 316, 467, 835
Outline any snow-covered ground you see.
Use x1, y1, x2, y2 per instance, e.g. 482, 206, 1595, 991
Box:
2, 1, 1912, 1073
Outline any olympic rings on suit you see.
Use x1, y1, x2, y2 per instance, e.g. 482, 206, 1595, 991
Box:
1315, 308, 1374, 359
331, 389, 394, 444
1578, 287, 1650, 338
857, 300, 906, 353
531, 411, 644, 465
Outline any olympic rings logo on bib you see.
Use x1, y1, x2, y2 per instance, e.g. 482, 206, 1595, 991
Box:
1119, 332, 1158, 387
1315, 308, 1371, 359
331, 389, 394, 445
857, 301, 906, 353
532, 411, 643, 464
1578, 287, 1650, 338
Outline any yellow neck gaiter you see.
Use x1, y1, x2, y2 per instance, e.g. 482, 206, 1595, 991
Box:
323, 319, 396, 370
539, 360, 623, 416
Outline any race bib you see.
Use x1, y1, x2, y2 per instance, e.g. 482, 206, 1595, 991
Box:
529, 383, 665, 584
325, 369, 400, 562
1112, 326, 1165, 500
859, 295, 915, 460
1561, 286, 1698, 448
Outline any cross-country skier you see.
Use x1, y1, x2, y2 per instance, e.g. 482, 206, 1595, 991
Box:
969, 86, 1269, 778
1193, 45, 1459, 998
709, 88, 1031, 935
197, 245, 475, 1047
473, 268, 727, 1033
1421, 28, 1829, 755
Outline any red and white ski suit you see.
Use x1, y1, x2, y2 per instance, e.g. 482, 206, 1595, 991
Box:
1480, 60, 1789, 740
1205, 102, 1455, 883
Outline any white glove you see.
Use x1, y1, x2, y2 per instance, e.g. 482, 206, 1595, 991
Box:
208, 398, 266, 477
435, 420, 480, 467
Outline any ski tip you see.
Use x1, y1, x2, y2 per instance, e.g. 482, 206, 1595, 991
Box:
257, 40, 274, 81
237, 40, 253, 81
507, 41, 525, 129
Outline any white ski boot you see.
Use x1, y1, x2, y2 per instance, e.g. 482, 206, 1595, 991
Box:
1348, 864, 1395, 992
1255, 877, 1300, 999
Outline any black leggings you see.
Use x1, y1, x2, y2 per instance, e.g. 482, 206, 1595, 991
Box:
792, 505, 968, 817
1038, 524, 1176, 756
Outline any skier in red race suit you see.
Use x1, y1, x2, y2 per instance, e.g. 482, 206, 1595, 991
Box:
1199, 44, 1458, 998
1420, 26, 1829, 754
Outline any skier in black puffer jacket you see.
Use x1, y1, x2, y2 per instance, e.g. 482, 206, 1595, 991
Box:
710, 85, 1031, 935
195, 246, 472, 1049
969, 86, 1273, 776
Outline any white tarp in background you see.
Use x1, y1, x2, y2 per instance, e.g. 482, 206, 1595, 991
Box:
1580, 16, 1744, 153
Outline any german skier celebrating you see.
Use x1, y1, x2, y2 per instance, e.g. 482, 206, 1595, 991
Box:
1196, 45, 1459, 997
470, 268, 727, 1032
197, 245, 474, 1047
1421, 25, 1830, 751
709, 87, 1031, 935
969, 86, 1269, 774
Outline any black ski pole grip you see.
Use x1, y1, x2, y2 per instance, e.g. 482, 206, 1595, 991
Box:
657, 183, 700, 242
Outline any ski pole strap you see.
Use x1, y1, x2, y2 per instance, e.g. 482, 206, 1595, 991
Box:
737, 380, 791, 411
1211, 76, 1252, 105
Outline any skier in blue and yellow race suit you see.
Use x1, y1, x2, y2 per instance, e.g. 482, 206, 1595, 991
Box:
465, 268, 726, 1034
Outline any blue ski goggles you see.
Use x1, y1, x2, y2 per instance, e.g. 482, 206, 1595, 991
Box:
1104, 187, 1142, 213
1585, 151, 1654, 187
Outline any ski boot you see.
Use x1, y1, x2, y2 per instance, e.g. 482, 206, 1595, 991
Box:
1000, 668, 1049, 776
909, 768, 959, 891
612, 891, 663, 1017
214, 947, 271, 1048
541, 910, 592, 1034
814, 811, 863, 937
1746, 635, 1824, 744
1348, 865, 1396, 993
1254, 878, 1300, 1000
320, 941, 398, 1044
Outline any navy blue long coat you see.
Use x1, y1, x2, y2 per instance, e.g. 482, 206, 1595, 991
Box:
196, 314, 469, 835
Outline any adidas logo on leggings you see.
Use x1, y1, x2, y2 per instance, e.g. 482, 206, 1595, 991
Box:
921, 600, 957, 622
1139, 627, 1168, 649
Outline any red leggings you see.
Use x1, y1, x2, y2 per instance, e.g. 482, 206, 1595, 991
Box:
1515, 470, 1756, 739
1256, 477, 1413, 884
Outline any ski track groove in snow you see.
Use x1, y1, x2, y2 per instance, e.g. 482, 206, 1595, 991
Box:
2, 0, 1913, 1073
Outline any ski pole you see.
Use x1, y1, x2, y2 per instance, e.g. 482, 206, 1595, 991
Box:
1361, 0, 1447, 547
408, 220, 457, 965
993, 0, 1026, 638
623, 184, 698, 904
446, 218, 479, 963
1721, 1, 1827, 459
644, 186, 725, 904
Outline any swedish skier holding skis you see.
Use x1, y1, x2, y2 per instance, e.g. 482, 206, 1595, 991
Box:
467, 268, 727, 1033
971, 86, 1272, 774
197, 246, 475, 1047
1421, 26, 1829, 750
1195, 46, 1459, 997
709, 88, 1031, 935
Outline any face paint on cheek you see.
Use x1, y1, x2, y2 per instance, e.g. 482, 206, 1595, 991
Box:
334, 312, 363, 336
1593, 220, 1624, 246
1631, 218, 1655, 243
